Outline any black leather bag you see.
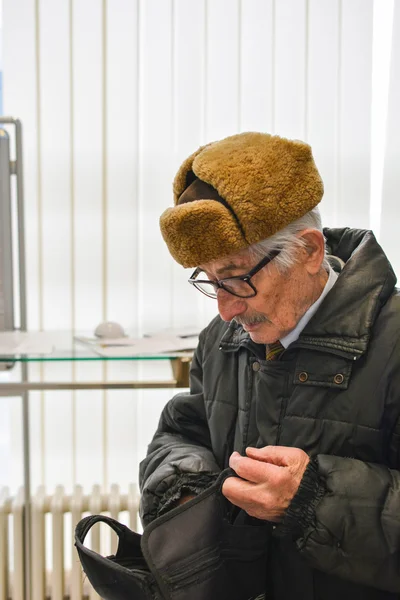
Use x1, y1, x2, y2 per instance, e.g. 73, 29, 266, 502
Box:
75, 470, 270, 600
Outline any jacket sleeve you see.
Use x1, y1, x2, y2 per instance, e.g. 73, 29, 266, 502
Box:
139, 329, 221, 526
278, 453, 400, 592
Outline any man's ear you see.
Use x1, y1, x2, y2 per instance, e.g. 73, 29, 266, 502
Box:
299, 229, 326, 275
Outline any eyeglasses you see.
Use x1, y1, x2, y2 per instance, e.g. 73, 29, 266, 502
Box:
188, 250, 281, 299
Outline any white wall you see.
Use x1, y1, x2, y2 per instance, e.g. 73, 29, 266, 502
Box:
1, 0, 396, 495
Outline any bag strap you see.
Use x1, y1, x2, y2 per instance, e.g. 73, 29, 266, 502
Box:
75, 514, 128, 546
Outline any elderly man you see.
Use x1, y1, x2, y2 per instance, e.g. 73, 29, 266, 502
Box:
139, 132, 400, 599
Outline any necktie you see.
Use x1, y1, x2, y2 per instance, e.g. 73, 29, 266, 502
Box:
266, 340, 285, 361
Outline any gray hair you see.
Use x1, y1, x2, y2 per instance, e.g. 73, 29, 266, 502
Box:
246, 207, 330, 273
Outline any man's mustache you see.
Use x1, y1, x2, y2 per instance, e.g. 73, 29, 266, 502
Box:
234, 314, 271, 326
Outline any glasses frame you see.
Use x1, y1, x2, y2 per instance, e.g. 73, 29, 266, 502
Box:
188, 249, 281, 299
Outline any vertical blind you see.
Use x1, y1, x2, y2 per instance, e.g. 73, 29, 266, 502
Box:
1, 0, 397, 494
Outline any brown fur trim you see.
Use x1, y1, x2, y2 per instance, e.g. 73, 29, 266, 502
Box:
160, 201, 246, 267
162, 132, 323, 267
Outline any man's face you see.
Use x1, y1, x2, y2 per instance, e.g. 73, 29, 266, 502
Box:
200, 234, 326, 344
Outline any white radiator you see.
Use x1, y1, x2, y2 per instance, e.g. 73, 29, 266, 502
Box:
0, 484, 140, 600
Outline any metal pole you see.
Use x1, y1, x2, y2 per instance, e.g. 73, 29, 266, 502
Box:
14, 119, 27, 333
0, 129, 15, 334
0, 117, 30, 600
15, 118, 30, 600
21, 384, 30, 600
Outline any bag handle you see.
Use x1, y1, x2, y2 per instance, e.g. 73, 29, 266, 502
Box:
75, 514, 128, 546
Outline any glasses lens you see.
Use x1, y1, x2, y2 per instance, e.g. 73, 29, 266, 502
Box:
192, 271, 218, 298
221, 278, 256, 298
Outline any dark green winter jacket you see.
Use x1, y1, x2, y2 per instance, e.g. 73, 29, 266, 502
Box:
139, 228, 400, 599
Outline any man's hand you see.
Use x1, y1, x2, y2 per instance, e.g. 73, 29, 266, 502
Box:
222, 446, 309, 522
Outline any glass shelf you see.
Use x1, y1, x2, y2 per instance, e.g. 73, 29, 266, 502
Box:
0, 331, 194, 362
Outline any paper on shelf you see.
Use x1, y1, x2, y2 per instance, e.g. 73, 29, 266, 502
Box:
143, 326, 202, 339
75, 333, 199, 357
0, 332, 55, 355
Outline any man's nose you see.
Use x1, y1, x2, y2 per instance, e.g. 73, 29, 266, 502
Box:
217, 289, 247, 322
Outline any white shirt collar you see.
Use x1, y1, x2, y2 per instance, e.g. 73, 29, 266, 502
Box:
280, 266, 338, 349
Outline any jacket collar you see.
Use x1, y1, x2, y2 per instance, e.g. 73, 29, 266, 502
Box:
219, 228, 397, 360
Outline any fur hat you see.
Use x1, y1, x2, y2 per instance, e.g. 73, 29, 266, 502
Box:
160, 132, 324, 267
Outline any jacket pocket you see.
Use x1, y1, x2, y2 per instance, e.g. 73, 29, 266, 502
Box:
293, 352, 353, 390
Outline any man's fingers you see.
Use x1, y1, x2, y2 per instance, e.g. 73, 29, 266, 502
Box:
222, 476, 283, 522
229, 451, 281, 483
245, 446, 289, 466
246, 445, 307, 466
222, 475, 254, 504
